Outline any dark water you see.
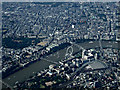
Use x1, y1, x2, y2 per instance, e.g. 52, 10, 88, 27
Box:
3, 41, 118, 87
3, 47, 69, 87
79, 41, 118, 49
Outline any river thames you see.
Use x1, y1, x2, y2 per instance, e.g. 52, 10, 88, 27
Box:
3, 40, 118, 87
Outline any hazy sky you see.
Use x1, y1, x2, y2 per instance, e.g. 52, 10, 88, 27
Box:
1, 0, 120, 2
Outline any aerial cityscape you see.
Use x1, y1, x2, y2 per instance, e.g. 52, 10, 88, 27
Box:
1, 2, 120, 89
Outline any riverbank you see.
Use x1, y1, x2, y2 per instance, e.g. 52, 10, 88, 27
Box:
3, 40, 118, 87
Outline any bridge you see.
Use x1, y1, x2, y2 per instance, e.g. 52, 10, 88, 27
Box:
99, 35, 104, 59
0, 79, 13, 90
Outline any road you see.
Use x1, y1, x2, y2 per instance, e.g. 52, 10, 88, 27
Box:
0, 79, 13, 90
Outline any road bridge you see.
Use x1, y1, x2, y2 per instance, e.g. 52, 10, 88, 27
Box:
0, 79, 13, 90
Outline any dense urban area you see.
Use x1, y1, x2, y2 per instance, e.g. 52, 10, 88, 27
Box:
1, 2, 120, 89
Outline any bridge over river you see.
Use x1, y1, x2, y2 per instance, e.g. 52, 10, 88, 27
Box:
2, 40, 118, 88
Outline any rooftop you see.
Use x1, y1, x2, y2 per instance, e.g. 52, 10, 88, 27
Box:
86, 61, 108, 70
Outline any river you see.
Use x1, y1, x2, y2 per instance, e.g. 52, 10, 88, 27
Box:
2, 40, 118, 88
